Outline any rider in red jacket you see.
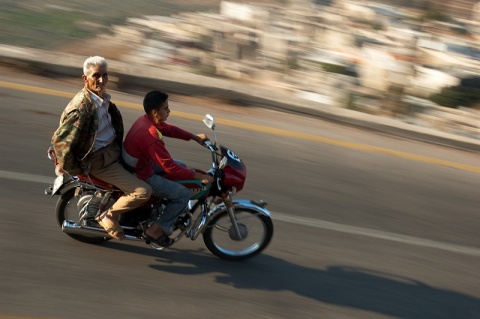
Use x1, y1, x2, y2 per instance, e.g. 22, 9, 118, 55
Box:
124, 114, 199, 181
123, 90, 213, 247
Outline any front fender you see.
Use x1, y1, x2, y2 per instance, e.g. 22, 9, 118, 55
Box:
207, 199, 271, 221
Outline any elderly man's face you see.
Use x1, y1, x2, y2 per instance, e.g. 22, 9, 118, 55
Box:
82, 64, 108, 97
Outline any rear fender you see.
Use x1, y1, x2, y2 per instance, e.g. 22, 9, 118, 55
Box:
46, 175, 96, 196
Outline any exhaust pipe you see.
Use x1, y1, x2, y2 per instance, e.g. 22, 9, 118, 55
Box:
62, 220, 139, 240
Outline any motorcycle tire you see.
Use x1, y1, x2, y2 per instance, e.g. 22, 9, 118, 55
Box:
56, 189, 110, 244
203, 208, 273, 261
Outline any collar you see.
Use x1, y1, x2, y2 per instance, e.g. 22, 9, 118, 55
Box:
145, 114, 165, 128
87, 89, 111, 108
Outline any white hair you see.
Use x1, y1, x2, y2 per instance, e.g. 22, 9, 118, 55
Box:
83, 56, 108, 75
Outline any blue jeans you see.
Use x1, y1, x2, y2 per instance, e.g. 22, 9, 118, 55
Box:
153, 160, 186, 175
146, 174, 191, 235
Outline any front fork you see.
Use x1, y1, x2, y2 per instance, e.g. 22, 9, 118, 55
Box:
187, 193, 243, 240
222, 193, 244, 240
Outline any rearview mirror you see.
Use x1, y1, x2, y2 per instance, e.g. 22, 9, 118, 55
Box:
203, 114, 215, 129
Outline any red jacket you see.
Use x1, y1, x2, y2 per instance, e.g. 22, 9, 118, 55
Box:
123, 114, 196, 181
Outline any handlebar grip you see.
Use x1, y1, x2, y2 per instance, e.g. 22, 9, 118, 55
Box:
203, 140, 217, 151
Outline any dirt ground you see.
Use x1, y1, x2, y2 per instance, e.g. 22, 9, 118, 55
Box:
52, 0, 284, 60
53, 37, 134, 61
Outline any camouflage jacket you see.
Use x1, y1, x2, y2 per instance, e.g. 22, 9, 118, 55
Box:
51, 88, 124, 176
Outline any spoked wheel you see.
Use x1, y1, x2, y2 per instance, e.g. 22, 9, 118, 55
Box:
56, 189, 110, 244
203, 208, 273, 260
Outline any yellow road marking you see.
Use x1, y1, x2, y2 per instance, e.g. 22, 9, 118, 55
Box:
0, 81, 73, 98
2, 80, 480, 173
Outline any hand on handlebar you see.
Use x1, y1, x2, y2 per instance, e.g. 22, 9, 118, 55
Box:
194, 133, 209, 146
201, 174, 214, 185
194, 171, 214, 185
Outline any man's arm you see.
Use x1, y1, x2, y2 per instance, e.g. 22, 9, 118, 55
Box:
51, 110, 85, 176
161, 122, 196, 141
146, 141, 196, 180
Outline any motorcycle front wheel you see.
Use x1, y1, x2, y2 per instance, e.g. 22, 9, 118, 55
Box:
56, 189, 110, 244
203, 208, 273, 261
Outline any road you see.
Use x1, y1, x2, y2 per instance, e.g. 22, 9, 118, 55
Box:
0, 70, 479, 319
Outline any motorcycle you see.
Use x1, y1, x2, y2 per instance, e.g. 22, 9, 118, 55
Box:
45, 114, 273, 260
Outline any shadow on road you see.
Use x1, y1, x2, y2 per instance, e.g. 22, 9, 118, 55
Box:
104, 243, 480, 319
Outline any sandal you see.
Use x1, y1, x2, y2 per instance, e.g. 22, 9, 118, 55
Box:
143, 233, 174, 247
96, 211, 125, 240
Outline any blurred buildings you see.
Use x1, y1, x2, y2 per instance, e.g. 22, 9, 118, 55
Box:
106, 0, 480, 137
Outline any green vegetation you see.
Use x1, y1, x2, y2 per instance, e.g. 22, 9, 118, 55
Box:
450, 25, 470, 36
300, 59, 357, 77
320, 62, 357, 77
429, 79, 480, 108
422, 10, 452, 22
0, 4, 91, 47
0, 0, 221, 49
371, 22, 385, 31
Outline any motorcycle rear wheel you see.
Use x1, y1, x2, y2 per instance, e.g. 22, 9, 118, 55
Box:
203, 208, 273, 260
56, 189, 110, 244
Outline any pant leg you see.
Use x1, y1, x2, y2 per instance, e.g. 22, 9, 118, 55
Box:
146, 174, 190, 234
90, 143, 152, 215
154, 159, 186, 175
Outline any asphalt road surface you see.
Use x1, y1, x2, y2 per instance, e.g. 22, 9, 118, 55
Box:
0, 70, 479, 319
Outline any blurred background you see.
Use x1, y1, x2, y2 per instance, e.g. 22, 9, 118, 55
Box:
1, 0, 480, 138
1, 2, 480, 318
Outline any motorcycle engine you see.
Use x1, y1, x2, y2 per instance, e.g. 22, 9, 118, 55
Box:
77, 193, 109, 219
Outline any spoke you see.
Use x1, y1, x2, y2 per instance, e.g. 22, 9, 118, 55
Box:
214, 224, 230, 232
213, 213, 259, 228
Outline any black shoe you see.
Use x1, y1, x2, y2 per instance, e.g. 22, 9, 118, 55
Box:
143, 233, 174, 247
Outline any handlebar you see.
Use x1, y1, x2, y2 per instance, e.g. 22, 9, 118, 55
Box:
203, 140, 217, 152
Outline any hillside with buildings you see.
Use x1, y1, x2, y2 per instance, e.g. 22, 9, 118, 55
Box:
48, 0, 480, 139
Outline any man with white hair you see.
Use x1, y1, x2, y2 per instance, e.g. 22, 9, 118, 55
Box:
51, 56, 152, 240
